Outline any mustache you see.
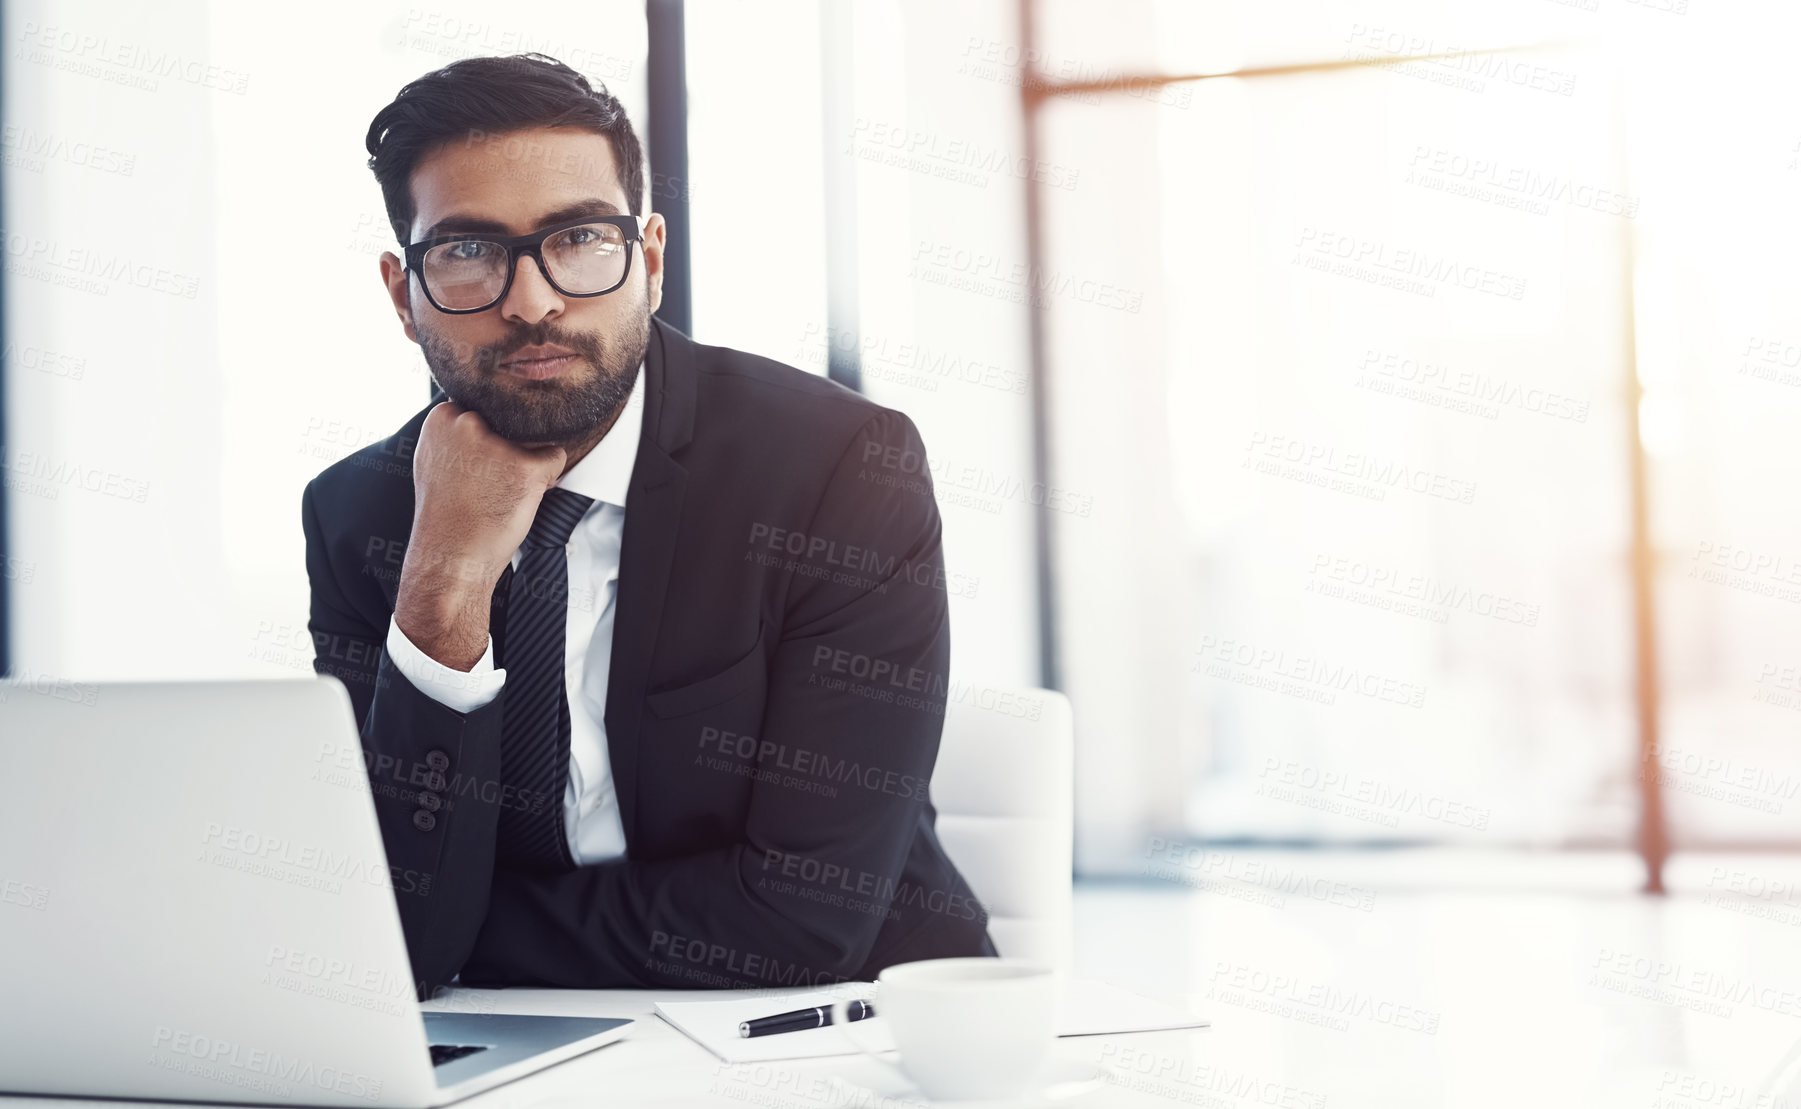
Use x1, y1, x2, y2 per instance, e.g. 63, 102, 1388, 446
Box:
464, 325, 604, 372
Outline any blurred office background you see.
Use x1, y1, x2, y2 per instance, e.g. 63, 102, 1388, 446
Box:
9, 0, 1801, 1100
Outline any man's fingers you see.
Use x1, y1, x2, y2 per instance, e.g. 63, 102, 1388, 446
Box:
419, 402, 562, 485
426, 399, 465, 423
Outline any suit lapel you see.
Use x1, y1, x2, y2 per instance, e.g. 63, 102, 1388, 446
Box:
605, 318, 696, 854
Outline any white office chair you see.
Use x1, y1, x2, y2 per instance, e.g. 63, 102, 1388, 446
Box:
930, 685, 1074, 971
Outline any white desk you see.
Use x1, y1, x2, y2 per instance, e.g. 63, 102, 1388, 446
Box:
419, 987, 1202, 1108
22, 851, 1801, 1107
0, 982, 1205, 1109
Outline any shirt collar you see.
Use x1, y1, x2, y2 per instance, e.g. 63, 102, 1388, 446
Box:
554, 359, 643, 510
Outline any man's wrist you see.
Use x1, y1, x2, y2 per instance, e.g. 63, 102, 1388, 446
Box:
386, 617, 505, 711
401, 544, 503, 597
395, 574, 494, 672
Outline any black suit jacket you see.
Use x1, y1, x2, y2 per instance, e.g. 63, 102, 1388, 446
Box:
301, 318, 993, 995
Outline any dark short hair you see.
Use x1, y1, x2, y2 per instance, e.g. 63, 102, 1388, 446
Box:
365, 53, 645, 245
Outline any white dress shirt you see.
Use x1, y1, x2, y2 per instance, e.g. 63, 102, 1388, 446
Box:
384, 360, 645, 865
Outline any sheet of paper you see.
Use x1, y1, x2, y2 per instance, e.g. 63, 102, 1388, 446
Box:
653, 977, 1208, 1063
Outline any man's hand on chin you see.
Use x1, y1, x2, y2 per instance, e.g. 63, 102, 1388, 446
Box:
393, 401, 566, 672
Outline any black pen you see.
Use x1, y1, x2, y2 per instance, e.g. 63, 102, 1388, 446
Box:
738, 999, 876, 1038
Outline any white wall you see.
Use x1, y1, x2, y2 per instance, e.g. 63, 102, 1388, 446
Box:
6, 0, 224, 680
684, 0, 1043, 692
6, 0, 647, 681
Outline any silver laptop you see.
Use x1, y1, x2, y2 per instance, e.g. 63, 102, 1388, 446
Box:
0, 676, 631, 1107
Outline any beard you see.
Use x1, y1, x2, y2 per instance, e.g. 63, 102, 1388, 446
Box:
418, 306, 648, 446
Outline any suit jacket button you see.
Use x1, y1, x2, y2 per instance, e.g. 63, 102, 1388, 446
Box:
425, 750, 450, 772
422, 770, 446, 791
413, 810, 437, 832
418, 791, 442, 812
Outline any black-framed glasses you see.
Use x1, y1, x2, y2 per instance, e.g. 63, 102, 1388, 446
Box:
403, 215, 643, 314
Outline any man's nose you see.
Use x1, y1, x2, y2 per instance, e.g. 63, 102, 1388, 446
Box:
500, 253, 564, 324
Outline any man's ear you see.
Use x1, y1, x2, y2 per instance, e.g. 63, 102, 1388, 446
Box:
640, 212, 667, 315
379, 251, 419, 344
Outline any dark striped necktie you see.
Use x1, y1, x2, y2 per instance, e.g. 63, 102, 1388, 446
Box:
495, 486, 594, 872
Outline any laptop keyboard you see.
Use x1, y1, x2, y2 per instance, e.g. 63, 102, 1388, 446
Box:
429, 1044, 488, 1067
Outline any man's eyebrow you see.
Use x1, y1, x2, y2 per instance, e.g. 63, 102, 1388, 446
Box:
420, 199, 625, 240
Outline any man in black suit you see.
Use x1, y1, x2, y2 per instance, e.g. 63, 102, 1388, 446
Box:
302, 54, 993, 996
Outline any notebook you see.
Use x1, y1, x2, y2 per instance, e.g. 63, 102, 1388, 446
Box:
654, 977, 1208, 1063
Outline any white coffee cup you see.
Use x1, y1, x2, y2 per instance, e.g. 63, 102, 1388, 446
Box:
831, 957, 1057, 1101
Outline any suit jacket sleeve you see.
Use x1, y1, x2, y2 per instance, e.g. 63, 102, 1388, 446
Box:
300, 477, 510, 997
458, 408, 955, 988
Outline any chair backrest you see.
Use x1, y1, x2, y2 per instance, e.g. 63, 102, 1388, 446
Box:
929, 685, 1074, 971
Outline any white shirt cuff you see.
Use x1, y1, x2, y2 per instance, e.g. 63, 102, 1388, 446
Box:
385, 616, 507, 713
